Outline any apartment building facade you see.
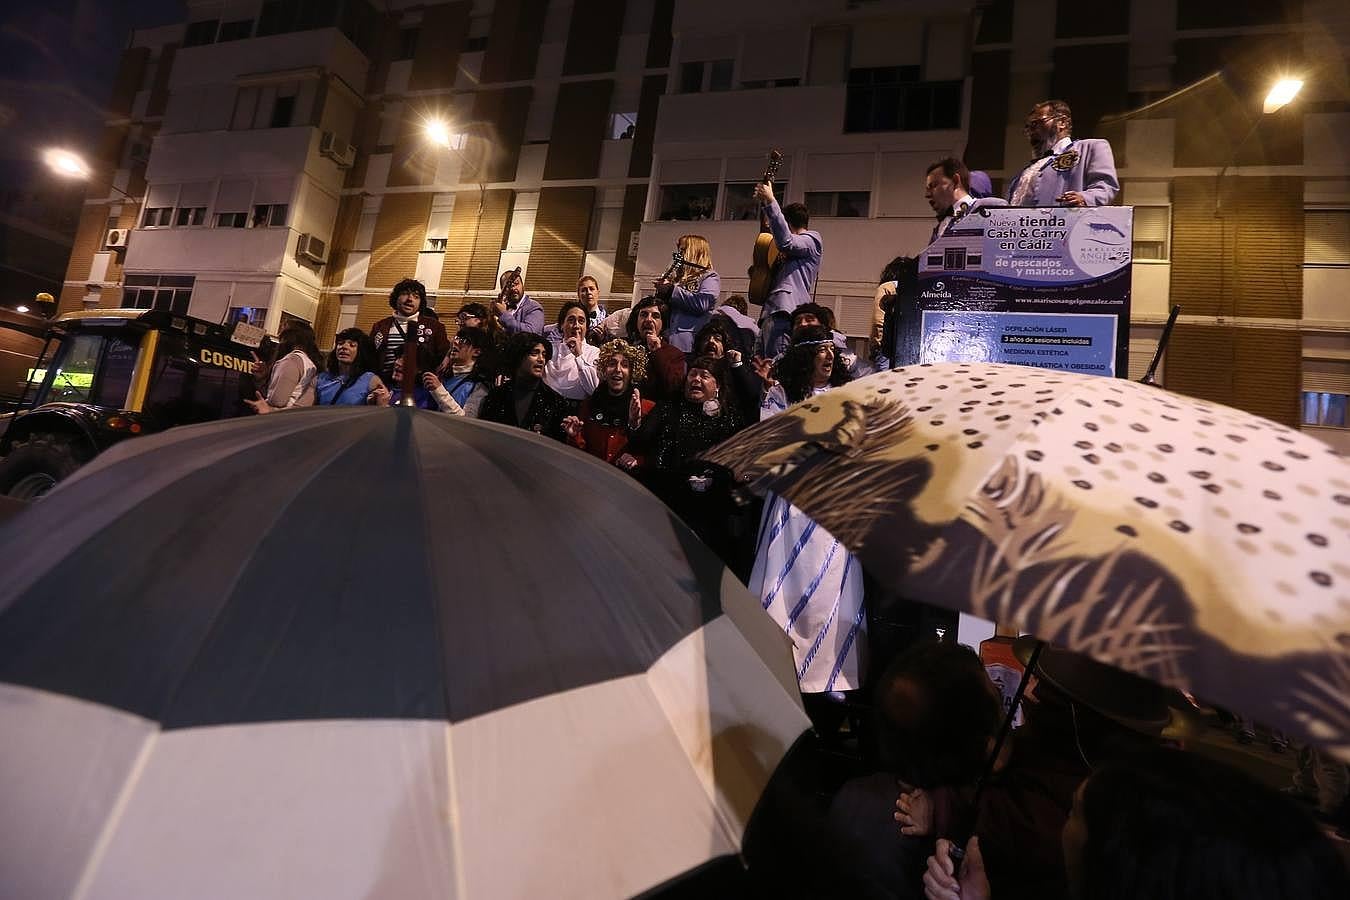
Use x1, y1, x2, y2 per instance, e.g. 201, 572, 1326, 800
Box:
55, 0, 1349, 447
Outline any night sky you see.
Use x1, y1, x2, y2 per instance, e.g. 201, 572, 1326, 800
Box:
0, 0, 186, 189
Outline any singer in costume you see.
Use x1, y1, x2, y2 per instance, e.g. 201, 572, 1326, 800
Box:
1006, 99, 1118, 208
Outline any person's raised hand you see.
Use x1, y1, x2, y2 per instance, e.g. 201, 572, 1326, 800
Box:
726, 348, 742, 366
565, 335, 582, 357
562, 415, 583, 440
628, 387, 643, 429
894, 785, 934, 837
750, 355, 775, 384
421, 371, 441, 392
249, 351, 266, 378
245, 391, 271, 415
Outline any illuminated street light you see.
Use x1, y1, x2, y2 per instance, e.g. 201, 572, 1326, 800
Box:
424, 118, 453, 148
44, 148, 91, 179
43, 146, 138, 201
1263, 77, 1303, 114
424, 117, 468, 151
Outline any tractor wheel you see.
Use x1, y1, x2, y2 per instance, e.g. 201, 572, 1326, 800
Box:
0, 434, 86, 499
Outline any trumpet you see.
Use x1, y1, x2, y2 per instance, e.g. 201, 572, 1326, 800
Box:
658, 250, 708, 283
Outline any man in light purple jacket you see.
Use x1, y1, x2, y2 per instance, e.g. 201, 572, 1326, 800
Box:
753, 181, 822, 358
493, 268, 545, 335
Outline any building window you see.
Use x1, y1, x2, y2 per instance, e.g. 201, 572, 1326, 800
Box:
679, 59, 735, 94
741, 77, 802, 89
844, 67, 962, 133
215, 212, 248, 228
252, 204, 289, 227
184, 19, 219, 47
175, 207, 207, 227
218, 19, 253, 42
722, 182, 790, 221
257, 0, 341, 37
270, 94, 296, 128
396, 27, 419, 60
1303, 392, 1348, 427
229, 307, 266, 327
123, 274, 194, 315
609, 112, 638, 139
658, 184, 718, 221
143, 207, 173, 227
1305, 209, 1350, 265
679, 61, 705, 93
1132, 205, 1171, 261
709, 59, 735, 91
805, 191, 870, 218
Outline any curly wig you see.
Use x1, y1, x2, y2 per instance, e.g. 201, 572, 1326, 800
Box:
596, 338, 648, 386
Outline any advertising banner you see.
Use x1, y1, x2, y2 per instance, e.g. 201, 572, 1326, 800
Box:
892, 206, 1133, 377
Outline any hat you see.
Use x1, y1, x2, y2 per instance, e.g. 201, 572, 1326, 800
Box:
1013, 636, 1188, 737
968, 170, 994, 198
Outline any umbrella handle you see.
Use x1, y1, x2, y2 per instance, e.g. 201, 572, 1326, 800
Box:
950, 639, 1047, 865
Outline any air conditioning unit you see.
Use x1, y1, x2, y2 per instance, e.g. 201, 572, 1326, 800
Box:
105, 228, 129, 249
296, 233, 327, 266
319, 131, 355, 169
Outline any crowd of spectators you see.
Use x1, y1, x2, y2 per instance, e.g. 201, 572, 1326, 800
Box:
247, 273, 869, 575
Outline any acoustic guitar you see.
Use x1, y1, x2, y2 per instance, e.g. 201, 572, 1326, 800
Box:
746, 149, 784, 306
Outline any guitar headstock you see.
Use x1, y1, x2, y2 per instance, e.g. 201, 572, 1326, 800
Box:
762, 149, 783, 184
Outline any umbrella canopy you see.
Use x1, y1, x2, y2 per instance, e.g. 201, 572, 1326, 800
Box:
0, 408, 808, 900
701, 363, 1350, 760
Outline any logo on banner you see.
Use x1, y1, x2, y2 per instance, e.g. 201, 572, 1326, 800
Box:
1069, 214, 1132, 277
921, 280, 953, 300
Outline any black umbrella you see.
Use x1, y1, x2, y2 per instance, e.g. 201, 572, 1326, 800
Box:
0, 408, 808, 899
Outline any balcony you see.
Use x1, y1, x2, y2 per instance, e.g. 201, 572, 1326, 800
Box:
122, 226, 292, 278
656, 85, 849, 145
169, 27, 369, 94
146, 128, 318, 183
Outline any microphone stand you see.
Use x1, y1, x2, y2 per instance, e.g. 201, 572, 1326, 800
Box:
1139, 304, 1181, 387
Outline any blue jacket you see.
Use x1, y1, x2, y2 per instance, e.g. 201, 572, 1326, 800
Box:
500, 294, 545, 335
666, 270, 720, 353
760, 198, 822, 318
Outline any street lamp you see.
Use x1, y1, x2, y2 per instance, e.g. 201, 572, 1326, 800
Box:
43, 147, 138, 202
1263, 77, 1303, 114
423, 117, 467, 151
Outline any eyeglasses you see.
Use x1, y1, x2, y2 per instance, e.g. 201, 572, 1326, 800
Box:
1023, 114, 1059, 133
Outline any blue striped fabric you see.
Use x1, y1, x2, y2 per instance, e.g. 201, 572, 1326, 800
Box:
750, 493, 866, 693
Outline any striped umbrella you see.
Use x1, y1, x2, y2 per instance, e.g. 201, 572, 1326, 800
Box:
0, 408, 808, 899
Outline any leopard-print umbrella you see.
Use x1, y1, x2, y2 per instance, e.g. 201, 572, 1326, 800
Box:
703, 362, 1350, 762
